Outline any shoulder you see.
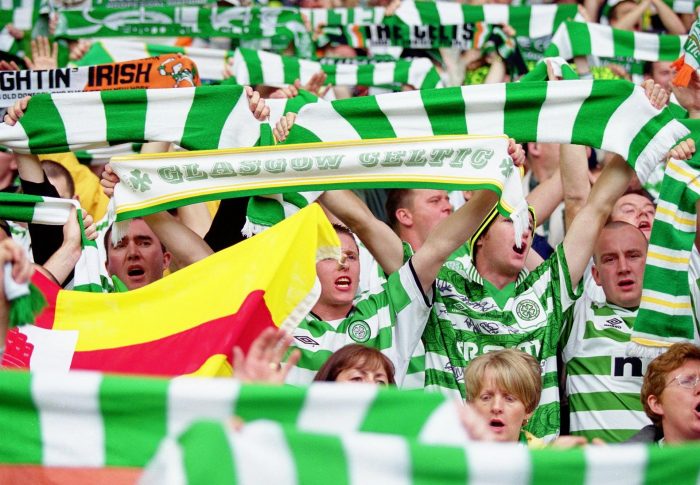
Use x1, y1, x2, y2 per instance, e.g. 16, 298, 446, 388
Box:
625, 425, 663, 444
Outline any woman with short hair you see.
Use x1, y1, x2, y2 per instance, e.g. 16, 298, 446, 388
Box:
314, 344, 395, 385
464, 349, 542, 444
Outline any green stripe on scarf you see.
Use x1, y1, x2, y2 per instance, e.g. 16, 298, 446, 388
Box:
246, 79, 685, 235
145, 419, 700, 484
545, 21, 686, 63
0, 85, 264, 154
0, 193, 110, 293
0, 370, 457, 467
630, 154, 700, 356
232, 48, 443, 90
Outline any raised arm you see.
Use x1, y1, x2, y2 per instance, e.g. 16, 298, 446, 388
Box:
0, 238, 33, 345
611, 0, 650, 31
522, 168, 564, 270
563, 154, 634, 286
412, 189, 500, 293
142, 211, 213, 267
560, 144, 591, 231
649, 0, 686, 35
319, 190, 405, 274
101, 163, 214, 267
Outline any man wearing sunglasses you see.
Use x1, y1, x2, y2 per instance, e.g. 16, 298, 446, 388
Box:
630, 343, 700, 443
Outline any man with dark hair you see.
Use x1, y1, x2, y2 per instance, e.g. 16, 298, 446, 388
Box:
384, 189, 452, 251
286, 183, 509, 385
104, 219, 172, 291
644, 61, 674, 92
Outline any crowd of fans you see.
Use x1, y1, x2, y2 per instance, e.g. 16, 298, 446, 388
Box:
0, 0, 699, 451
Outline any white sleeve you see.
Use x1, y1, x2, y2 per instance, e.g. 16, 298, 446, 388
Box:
385, 259, 432, 386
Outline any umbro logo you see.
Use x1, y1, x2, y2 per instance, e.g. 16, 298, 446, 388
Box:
604, 317, 623, 329
294, 336, 320, 346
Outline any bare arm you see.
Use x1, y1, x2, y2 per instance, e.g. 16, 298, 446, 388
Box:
0, 238, 33, 344
143, 211, 213, 267
563, 154, 634, 286
650, 0, 686, 34
484, 55, 507, 84
560, 144, 591, 231
611, 0, 650, 31
15, 153, 45, 182
319, 190, 405, 274
42, 207, 82, 285
526, 168, 564, 228
412, 190, 499, 293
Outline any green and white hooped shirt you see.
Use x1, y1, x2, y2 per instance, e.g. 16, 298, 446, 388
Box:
561, 295, 652, 443
285, 259, 432, 387
423, 244, 582, 442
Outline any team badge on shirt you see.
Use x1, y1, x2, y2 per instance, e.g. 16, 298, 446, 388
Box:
515, 299, 540, 321
348, 321, 371, 343
512, 294, 546, 330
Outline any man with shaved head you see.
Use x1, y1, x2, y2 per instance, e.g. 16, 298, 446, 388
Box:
561, 222, 654, 442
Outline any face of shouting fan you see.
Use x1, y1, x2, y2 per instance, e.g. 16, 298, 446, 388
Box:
313, 231, 360, 319
106, 219, 171, 290
472, 369, 533, 443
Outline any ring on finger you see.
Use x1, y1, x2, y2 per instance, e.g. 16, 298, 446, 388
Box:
268, 362, 282, 371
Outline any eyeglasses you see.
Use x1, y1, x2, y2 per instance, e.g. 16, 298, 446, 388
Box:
669, 374, 700, 389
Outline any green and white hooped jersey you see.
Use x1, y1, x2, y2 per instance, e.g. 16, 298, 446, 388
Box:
286, 259, 431, 387
561, 295, 652, 443
424, 244, 582, 442
356, 241, 429, 389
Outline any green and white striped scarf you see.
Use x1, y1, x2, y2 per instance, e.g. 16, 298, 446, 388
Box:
243, 79, 686, 234
0, 192, 106, 293
74, 143, 143, 167
58, 0, 214, 9
0, 85, 269, 154
0, 370, 465, 467
305, 2, 578, 40
670, 17, 700, 87
108, 136, 529, 244
55, 6, 314, 58
0, 0, 38, 31
143, 419, 700, 484
545, 21, 686, 65
283, 80, 684, 178
329, 21, 502, 51
231, 47, 443, 90
662, 0, 700, 12
630, 152, 700, 356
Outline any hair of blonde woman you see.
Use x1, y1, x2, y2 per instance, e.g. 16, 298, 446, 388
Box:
464, 349, 542, 413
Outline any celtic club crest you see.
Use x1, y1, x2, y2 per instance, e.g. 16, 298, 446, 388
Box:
348, 321, 371, 343
515, 299, 540, 321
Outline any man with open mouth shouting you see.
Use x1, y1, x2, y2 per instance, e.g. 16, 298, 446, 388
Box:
423, 148, 640, 443
284, 180, 512, 386
105, 218, 172, 291
561, 221, 654, 443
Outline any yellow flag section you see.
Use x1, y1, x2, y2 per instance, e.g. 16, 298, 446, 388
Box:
26, 204, 340, 377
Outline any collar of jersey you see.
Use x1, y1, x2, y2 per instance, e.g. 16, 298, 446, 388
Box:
466, 264, 529, 288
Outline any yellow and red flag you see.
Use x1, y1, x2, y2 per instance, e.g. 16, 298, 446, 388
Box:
2, 204, 339, 377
